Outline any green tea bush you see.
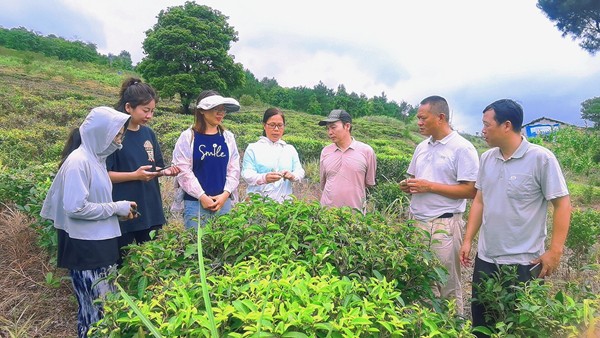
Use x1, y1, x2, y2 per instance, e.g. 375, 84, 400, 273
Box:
94, 259, 470, 337
118, 196, 442, 305
376, 154, 411, 182
0, 127, 66, 169
0, 162, 57, 256
367, 181, 410, 218
283, 135, 328, 162
472, 265, 600, 337
565, 208, 600, 271
568, 182, 600, 206
545, 128, 600, 177
100, 197, 466, 336
0, 162, 55, 205
21, 177, 57, 258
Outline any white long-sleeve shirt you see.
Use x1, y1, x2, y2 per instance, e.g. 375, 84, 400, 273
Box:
242, 136, 305, 202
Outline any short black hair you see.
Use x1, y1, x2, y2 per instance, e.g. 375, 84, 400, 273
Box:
420, 95, 450, 119
482, 99, 523, 132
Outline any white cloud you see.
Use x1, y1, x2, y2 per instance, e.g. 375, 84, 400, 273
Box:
3, 0, 600, 133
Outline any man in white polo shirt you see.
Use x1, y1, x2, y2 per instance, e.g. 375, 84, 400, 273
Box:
459, 98, 571, 337
319, 109, 377, 213
400, 95, 479, 315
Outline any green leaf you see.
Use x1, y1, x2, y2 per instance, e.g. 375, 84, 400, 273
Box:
473, 326, 492, 335
137, 276, 148, 299
282, 332, 310, 338
351, 317, 372, 325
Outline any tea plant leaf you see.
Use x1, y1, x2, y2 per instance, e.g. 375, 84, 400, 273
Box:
115, 282, 162, 338
351, 317, 372, 325
281, 332, 309, 338
196, 225, 219, 338
137, 276, 148, 299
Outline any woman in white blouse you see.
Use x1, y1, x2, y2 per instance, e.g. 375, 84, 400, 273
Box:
242, 108, 305, 202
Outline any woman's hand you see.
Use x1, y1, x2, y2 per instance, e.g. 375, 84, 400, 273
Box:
280, 170, 295, 180
205, 192, 230, 212
199, 194, 216, 210
135, 165, 159, 182
265, 172, 283, 183
119, 201, 139, 221
160, 166, 181, 177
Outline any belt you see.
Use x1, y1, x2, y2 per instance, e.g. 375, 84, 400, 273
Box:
437, 212, 454, 219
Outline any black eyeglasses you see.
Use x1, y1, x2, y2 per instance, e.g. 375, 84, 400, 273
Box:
266, 123, 285, 129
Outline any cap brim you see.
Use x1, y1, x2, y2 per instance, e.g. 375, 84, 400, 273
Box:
318, 118, 340, 126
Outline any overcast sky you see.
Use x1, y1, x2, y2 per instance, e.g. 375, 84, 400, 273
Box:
2, 0, 600, 134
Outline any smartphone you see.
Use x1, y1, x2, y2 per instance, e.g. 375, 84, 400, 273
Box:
131, 206, 141, 217
150, 165, 171, 172
529, 263, 542, 279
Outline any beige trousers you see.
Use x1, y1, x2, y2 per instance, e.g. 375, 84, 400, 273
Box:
412, 213, 465, 315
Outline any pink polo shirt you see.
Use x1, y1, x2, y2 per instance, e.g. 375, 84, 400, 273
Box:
319, 139, 377, 212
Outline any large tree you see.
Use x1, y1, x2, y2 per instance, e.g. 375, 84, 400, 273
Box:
137, 1, 244, 114
581, 96, 600, 128
537, 0, 600, 54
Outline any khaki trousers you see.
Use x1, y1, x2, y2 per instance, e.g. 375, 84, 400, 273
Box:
412, 213, 465, 315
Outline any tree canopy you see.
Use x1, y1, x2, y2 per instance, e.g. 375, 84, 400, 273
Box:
136, 1, 244, 114
537, 0, 600, 54
0, 26, 131, 68
581, 96, 600, 128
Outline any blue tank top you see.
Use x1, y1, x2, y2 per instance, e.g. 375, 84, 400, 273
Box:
184, 131, 229, 199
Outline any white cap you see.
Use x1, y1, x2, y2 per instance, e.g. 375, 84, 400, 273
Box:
196, 95, 240, 112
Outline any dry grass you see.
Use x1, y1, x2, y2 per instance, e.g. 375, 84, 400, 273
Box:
0, 204, 76, 338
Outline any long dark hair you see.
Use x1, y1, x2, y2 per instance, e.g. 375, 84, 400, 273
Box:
58, 127, 81, 169
193, 90, 225, 134
115, 77, 158, 113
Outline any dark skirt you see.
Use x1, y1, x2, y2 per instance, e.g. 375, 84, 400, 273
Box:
56, 229, 119, 271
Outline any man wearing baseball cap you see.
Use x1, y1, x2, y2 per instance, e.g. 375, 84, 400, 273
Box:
318, 109, 377, 213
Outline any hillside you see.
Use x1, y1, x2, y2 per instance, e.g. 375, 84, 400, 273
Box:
0, 47, 428, 336
1, 46, 599, 338
0, 46, 431, 170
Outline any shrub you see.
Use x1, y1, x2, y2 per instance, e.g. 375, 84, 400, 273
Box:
367, 181, 410, 218
118, 196, 442, 304
104, 197, 454, 336
238, 94, 255, 106
94, 259, 469, 337
0, 163, 55, 206
376, 154, 411, 182
547, 128, 600, 176
472, 265, 600, 337
283, 136, 328, 162
565, 208, 600, 271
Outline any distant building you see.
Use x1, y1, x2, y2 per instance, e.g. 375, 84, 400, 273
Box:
522, 117, 574, 138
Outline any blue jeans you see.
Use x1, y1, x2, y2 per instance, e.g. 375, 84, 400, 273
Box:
183, 198, 232, 229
